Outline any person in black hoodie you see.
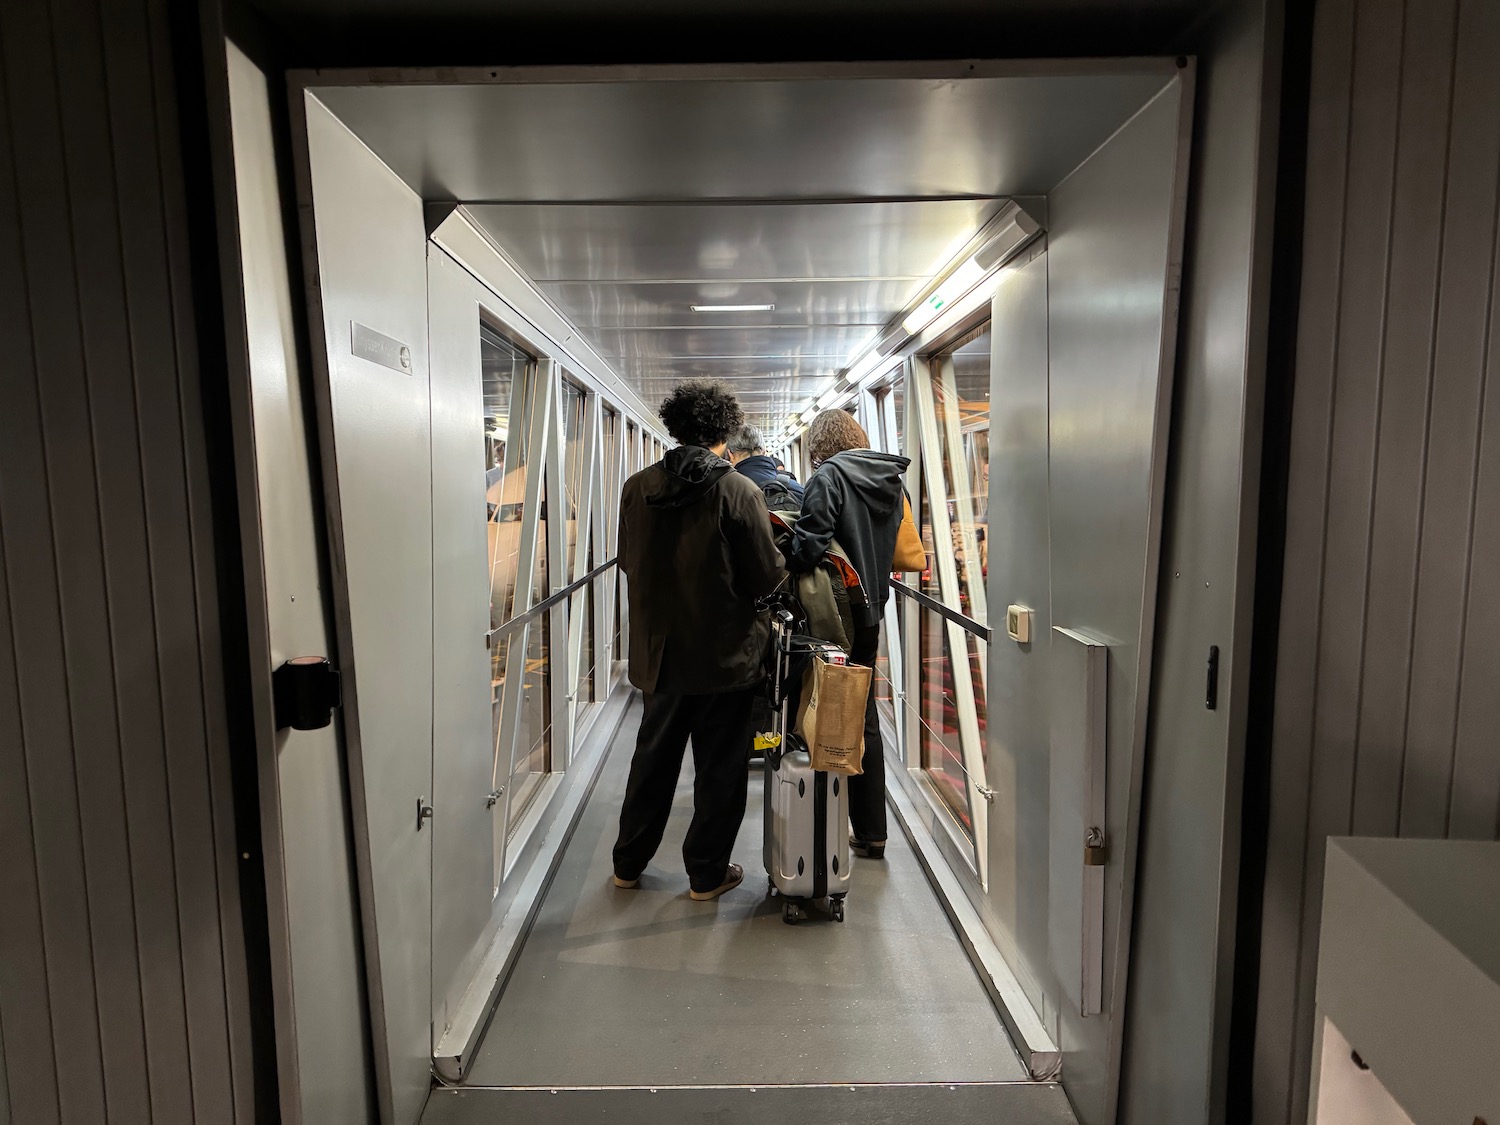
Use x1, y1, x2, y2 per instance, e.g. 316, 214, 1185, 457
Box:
612, 380, 785, 900
783, 410, 910, 859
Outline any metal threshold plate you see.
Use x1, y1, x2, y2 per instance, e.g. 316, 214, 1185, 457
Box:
422, 1082, 1077, 1124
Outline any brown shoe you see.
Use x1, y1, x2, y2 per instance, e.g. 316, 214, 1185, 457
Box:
612, 873, 640, 889
689, 863, 744, 901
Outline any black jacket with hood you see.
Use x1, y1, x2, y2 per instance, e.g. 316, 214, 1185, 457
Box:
784, 448, 911, 629
618, 445, 786, 695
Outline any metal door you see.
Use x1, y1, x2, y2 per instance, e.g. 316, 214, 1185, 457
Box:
300, 96, 434, 1125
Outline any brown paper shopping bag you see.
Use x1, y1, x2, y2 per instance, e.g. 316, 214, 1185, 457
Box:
795, 654, 873, 775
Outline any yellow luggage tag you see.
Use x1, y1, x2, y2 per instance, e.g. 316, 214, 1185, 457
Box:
753, 731, 782, 752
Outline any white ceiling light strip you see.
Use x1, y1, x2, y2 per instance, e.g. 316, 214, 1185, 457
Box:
776, 200, 1042, 443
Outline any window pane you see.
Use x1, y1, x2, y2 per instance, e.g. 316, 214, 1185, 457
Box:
874, 595, 902, 736
603, 407, 621, 663
931, 330, 991, 621
603, 408, 620, 539
483, 325, 534, 840
483, 325, 529, 627
919, 608, 969, 829
508, 371, 552, 832
892, 378, 905, 454
509, 608, 551, 830
562, 379, 587, 582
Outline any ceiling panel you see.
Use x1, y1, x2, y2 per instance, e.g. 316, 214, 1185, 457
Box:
538, 279, 919, 329
313, 68, 1172, 416
587, 325, 872, 364
465, 200, 1004, 282
621, 355, 836, 378
314, 72, 1174, 201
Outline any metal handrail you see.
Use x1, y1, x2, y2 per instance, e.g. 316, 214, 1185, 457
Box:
890, 578, 991, 642
486, 558, 618, 647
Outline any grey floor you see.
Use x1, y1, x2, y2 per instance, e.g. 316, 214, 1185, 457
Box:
423, 1084, 1078, 1125
464, 701, 1028, 1088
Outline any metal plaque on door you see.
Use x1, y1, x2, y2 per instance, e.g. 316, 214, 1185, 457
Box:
351, 321, 413, 375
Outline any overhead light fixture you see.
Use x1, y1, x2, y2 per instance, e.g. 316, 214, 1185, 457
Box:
902, 257, 985, 336
690, 304, 774, 313
900, 201, 1043, 337
973, 207, 1041, 270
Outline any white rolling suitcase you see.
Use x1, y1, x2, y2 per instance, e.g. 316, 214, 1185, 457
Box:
762, 608, 853, 924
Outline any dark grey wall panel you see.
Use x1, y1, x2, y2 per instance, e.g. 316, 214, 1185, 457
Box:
0, 0, 257, 1121
1254, 0, 1500, 1120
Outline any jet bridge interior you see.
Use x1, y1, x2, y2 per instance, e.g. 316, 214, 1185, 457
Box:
228, 55, 1192, 1125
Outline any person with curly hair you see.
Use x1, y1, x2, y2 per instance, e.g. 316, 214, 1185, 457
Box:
612, 379, 785, 900
783, 409, 911, 860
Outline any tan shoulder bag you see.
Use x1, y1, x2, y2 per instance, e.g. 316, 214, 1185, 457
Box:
892, 495, 926, 573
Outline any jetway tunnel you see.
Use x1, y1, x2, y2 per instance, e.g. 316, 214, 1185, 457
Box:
232, 56, 1191, 1125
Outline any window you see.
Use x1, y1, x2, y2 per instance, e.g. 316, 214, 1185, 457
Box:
604, 406, 622, 663
914, 326, 991, 837
561, 378, 595, 708
561, 378, 588, 583
509, 371, 554, 831
481, 325, 551, 837
484, 324, 527, 625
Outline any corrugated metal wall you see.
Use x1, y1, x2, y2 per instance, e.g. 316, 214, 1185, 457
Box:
0, 0, 258, 1122
1254, 0, 1500, 1119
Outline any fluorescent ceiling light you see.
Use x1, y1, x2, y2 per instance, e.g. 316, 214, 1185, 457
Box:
846, 347, 900, 389
902, 257, 986, 336
690, 304, 774, 313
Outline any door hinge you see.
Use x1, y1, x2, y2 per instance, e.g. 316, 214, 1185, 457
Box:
417, 797, 435, 830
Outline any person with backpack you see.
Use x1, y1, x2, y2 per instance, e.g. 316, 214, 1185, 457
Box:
782, 410, 910, 861
727, 424, 805, 506
611, 381, 786, 900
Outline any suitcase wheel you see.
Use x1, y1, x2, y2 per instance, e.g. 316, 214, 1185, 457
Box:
830, 897, 846, 924
782, 901, 805, 925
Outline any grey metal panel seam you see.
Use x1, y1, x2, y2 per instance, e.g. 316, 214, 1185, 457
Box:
1411, 0, 1500, 840
1380, 0, 1461, 838
51, 0, 164, 1117
0, 2, 112, 1119
0, 34, 70, 1125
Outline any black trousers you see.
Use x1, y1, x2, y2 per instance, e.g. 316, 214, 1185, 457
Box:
848, 624, 888, 844
612, 688, 755, 892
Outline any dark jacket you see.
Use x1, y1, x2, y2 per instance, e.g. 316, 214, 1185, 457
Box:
784, 449, 910, 628
735, 454, 805, 503
619, 445, 786, 694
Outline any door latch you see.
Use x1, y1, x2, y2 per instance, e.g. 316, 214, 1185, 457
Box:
1084, 827, 1108, 866
417, 797, 434, 830
484, 788, 505, 809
